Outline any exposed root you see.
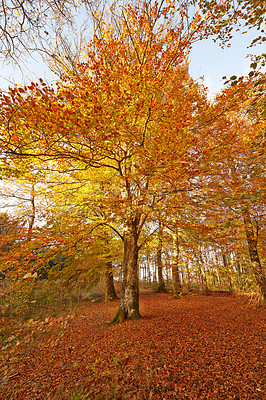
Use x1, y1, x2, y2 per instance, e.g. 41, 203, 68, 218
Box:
108, 307, 126, 325
108, 306, 140, 325
130, 310, 141, 321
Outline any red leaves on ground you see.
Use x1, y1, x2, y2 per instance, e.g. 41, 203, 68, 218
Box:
1, 293, 265, 399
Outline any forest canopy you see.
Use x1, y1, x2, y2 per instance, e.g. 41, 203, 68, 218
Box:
0, 0, 265, 320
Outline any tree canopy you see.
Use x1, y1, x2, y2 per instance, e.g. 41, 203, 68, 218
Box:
0, 0, 265, 318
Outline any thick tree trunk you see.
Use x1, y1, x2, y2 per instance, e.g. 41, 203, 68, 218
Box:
105, 261, 118, 302
109, 219, 140, 324
243, 209, 266, 301
157, 220, 167, 292
172, 229, 182, 298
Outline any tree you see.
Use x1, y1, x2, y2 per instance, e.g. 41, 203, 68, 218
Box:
198, 0, 266, 46
203, 82, 266, 302
0, 0, 213, 322
0, 0, 93, 59
171, 225, 183, 297
105, 261, 118, 301
198, 0, 266, 97
0, 213, 22, 256
156, 217, 167, 293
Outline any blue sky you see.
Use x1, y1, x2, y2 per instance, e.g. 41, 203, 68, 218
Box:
189, 28, 264, 97
0, 27, 264, 96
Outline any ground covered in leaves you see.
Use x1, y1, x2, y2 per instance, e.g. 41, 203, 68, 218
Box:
1, 292, 265, 399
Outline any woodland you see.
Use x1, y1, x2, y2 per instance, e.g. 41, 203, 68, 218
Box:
0, 0, 265, 399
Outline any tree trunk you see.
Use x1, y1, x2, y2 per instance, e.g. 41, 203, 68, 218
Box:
105, 261, 118, 302
213, 250, 222, 289
146, 254, 151, 285
234, 251, 243, 291
157, 220, 167, 292
109, 219, 140, 324
185, 258, 191, 290
222, 253, 233, 292
197, 247, 210, 295
27, 183, 36, 240
172, 229, 182, 298
243, 208, 266, 301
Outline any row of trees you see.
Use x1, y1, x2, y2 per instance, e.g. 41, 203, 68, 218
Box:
0, 0, 265, 321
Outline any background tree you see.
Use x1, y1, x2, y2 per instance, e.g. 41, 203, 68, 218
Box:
155, 215, 167, 293
202, 81, 266, 302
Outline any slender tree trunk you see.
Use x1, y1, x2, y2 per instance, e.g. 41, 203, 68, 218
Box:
147, 256, 151, 285
185, 258, 191, 290
214, 250, 222, 289
152, 260, 157, 284
27, 183, 36, 240
143, 261, 147, 283
166, 261, 169, 283
222, 253, 233, 292
105, 261, 118, 302
109, 218, 140, 324
242, 208, 266, 301
180, 263, 184, 285
172, 229, 182, 298
198, 247, 210, 295
234, 251, 243, 291
157, 220, 167, 292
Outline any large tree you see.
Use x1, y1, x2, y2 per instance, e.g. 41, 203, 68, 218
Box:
1, 0, 213, 322
203, 81, 266, 301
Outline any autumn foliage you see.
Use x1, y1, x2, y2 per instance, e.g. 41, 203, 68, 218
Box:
0, 2, 265, 399
0, 0, 265, 316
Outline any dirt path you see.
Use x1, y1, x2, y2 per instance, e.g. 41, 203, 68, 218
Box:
1, 293, 265, 399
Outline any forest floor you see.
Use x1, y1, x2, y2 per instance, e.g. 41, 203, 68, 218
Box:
1, 292, 265, 400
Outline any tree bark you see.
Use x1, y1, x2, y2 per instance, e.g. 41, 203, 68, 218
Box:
213, 250, 222, 289
109, 218, 140, 323
172, 229, 182, 298
105, 261, 118, 302
222, 253, 233, 292
242, 208, 266, 301
197, 247, 210, 295
27, 183, 36, 240
185, 258, 191, 291
157, 220, 167, 292
234, 251, 243, 291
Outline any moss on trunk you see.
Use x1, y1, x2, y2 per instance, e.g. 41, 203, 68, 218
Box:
109, 218, 141, 324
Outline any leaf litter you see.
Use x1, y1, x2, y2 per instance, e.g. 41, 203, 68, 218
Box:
0, 293, 265, 399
